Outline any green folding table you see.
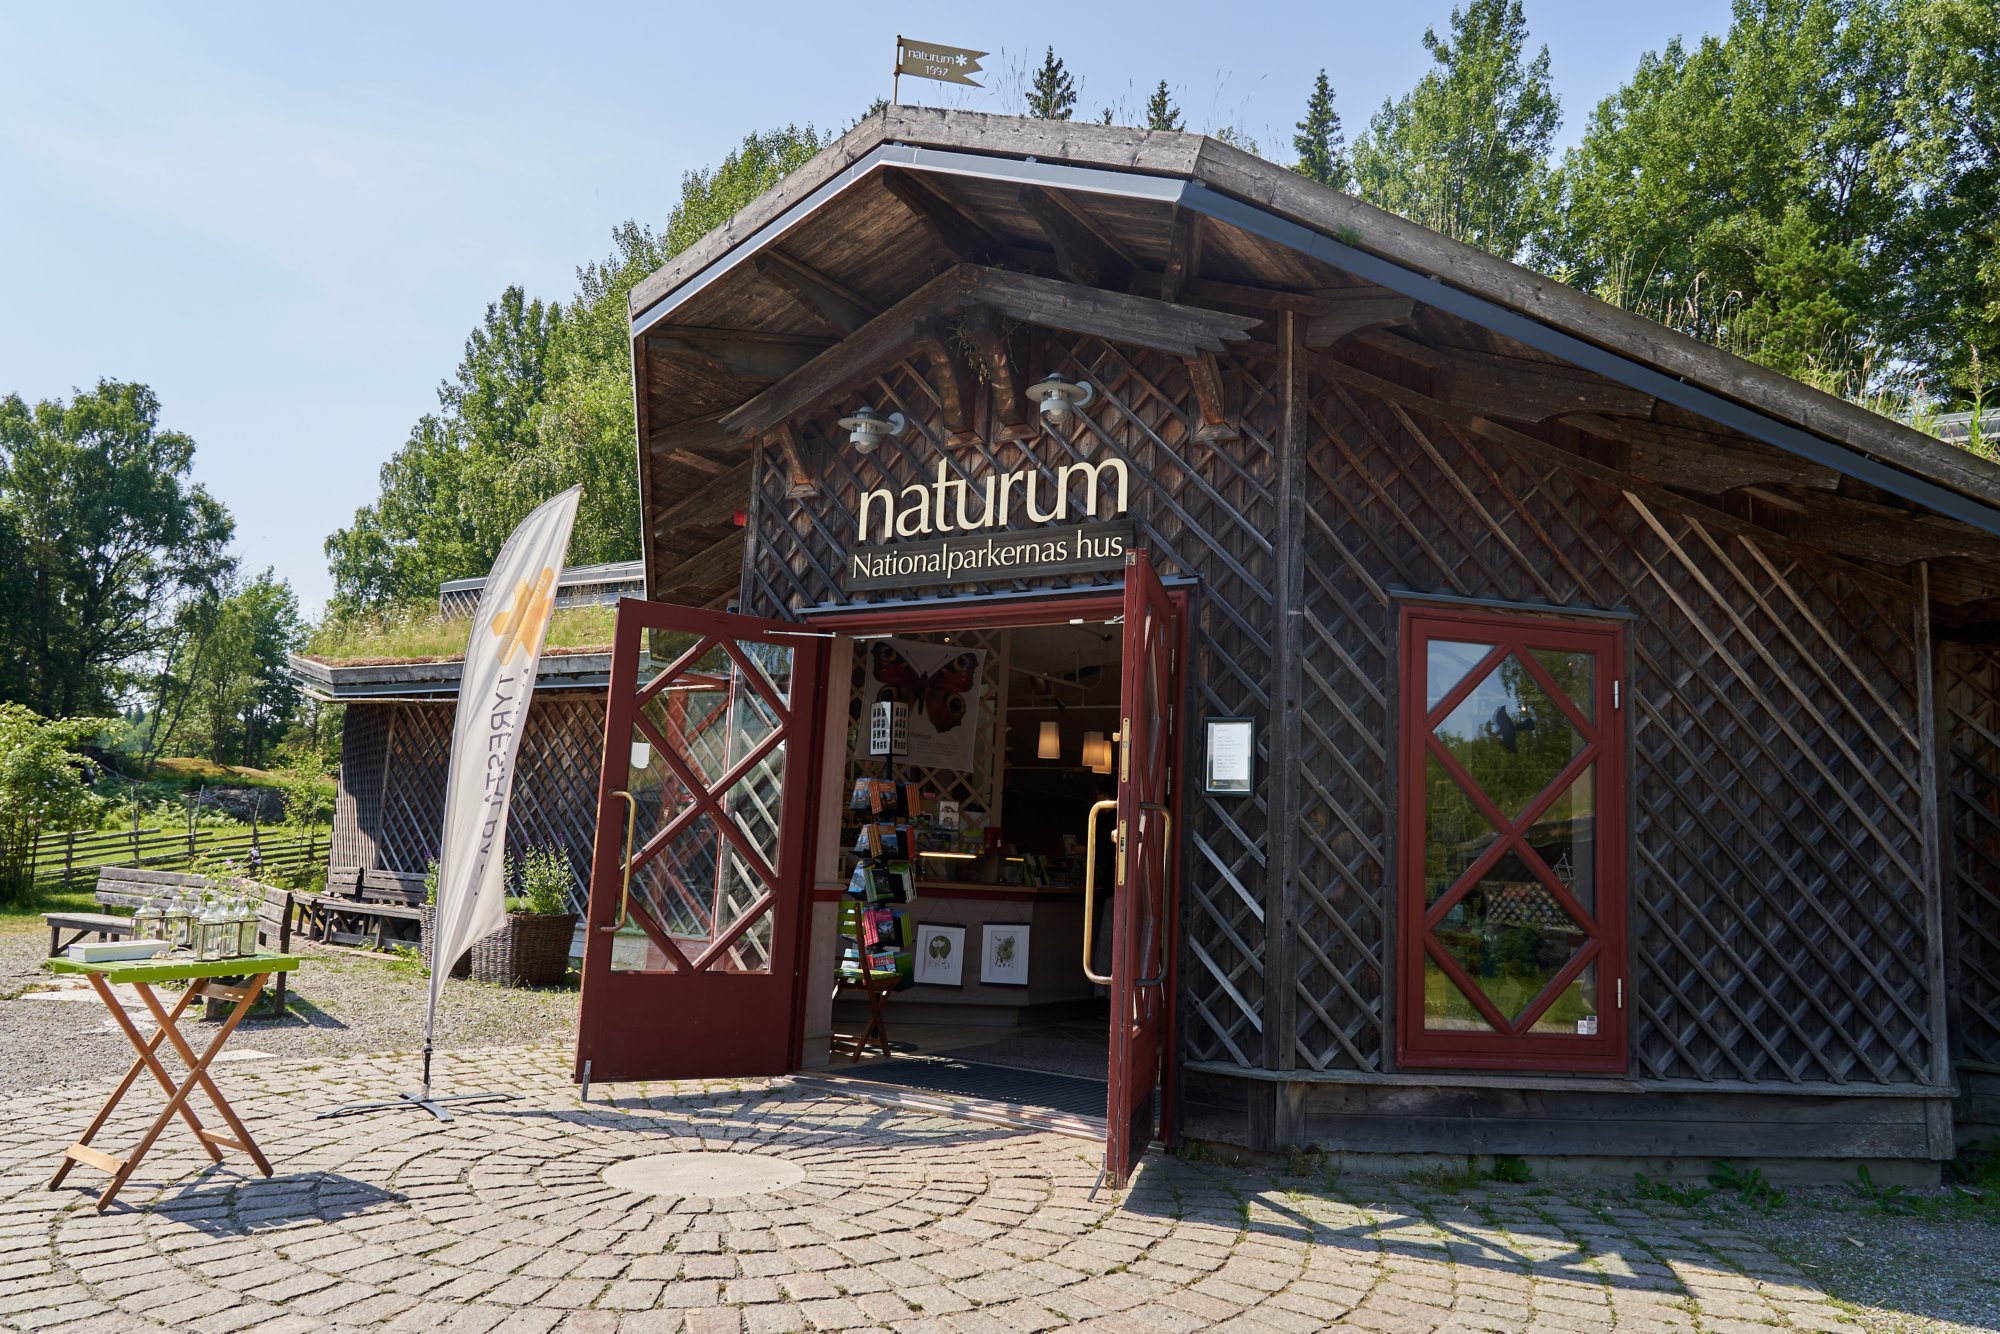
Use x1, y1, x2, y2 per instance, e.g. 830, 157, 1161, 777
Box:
43, 953, 302, 1211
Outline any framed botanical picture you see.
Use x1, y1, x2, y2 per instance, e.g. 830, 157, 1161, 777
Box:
913, 923, 966, 987
980, 922, 1031, 986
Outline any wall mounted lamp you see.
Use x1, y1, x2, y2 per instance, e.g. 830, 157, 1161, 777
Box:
1025, 373, 1094, 430
836, 405, 906, 454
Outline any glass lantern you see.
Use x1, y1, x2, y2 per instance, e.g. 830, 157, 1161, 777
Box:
162, 894, 193, 951
196, 906, 235, 961
131, 897, 164, 942
236, 895, 260, 956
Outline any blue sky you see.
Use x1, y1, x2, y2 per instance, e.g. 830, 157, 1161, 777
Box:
0, 1, 1734, 615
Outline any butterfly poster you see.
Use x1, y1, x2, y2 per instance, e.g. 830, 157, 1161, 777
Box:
851, 637, 986, 772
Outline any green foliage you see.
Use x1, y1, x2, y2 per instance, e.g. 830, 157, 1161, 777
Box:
274, 754, 335, 830
1539, 0, 1997, 403
1631, 1171, 1715, 1207
422, 859, 440, 907
0, 381, 235, 717
0, 704, 103, 904
514, 845, 573, 916
1144, 80, 1184, 132
305, 601, 615, 662
1410, 1155, 1485, 1191
1212, 126, 1262, 157
1490, 1154, 1532, 1183
1709, 1159, 1786, 1209
143, 569, 306, 768
1351, 0, 1560, 258
1027, 47, 1078, 121
325, 126, 825, 612
1292, 70, 1350, 190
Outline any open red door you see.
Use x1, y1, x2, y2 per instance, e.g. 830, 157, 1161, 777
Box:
574, 599, 828, 1083
1107, 549, 1181, 1186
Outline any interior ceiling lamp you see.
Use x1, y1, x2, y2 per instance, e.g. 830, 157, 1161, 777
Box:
836, 405, 906, 454
1037, 720, 1061, 760
1083, 730, 1112, 774
1026, 373, 1094, 430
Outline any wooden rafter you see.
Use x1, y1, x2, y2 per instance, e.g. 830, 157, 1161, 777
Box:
753, 251, 877, 335
1184, 351, 1238, 442
917, 317, 982, 448
720, 264, 1259, 437
1017, 185, 1136, 290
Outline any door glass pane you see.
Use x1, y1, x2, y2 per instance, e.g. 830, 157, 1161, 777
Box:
1528, 961, 1601, 1035
1425, 754, 1498, 905
1530, 649, 1597, 724
1424, 954, 1493, 1032
1523, 766, 1595, 914
1429, 850, 1590, 1025
1426, 640, 1494, 712
614, 814, 719, 973
1434, 654, 1586, 821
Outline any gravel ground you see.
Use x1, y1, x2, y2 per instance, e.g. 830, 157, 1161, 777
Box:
0, 920, 580, 1092
1755, 1188, 2000, 1332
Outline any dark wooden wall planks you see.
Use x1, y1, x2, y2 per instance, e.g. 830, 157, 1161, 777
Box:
742, 325, 1948, 1095
330, 694, 607, 910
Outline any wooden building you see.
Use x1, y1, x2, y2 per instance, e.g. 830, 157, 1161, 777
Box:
293, 562, 645, 901
550, 109, 2000, 1183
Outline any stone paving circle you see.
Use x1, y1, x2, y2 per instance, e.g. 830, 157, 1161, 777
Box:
0, 1044, 1890, 1331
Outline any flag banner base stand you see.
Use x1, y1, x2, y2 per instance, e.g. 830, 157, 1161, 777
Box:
317, 1089, 516, 1123
316, 1042, 516, 1122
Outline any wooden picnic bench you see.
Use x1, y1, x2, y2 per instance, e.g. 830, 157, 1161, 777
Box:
43, 867, 299, 1015
315, 866, 425, 948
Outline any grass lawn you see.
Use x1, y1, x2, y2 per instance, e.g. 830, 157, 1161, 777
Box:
305, 602, 615, 663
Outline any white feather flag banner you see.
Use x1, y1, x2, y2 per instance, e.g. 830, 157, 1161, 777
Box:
426, 486, 581, 1034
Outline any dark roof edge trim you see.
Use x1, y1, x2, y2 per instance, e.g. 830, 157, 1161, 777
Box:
631, 141, 2000, 541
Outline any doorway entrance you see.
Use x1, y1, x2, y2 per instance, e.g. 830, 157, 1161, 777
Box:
574, 552, 1184, 1187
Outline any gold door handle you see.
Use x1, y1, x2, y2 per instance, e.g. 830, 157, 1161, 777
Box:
1081, 799, 1117, 985
1136, 804, 1171, 989
597, 791, 638, 932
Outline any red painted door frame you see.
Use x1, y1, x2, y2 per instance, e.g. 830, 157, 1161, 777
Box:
804, 582, 1189, 1156
573, 598, 831, 1083
1396, 605, 1629, 1072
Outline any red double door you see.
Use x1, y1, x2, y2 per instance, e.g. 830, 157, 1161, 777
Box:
573, 553, 1182, 1187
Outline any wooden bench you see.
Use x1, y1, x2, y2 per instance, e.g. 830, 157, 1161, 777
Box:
297, 892, 423, 950
318, 866, 426, 948
44, 868, 297, 1015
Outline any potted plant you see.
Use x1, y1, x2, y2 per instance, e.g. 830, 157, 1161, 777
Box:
470, 846, 577, 988
418, 859, 471, 978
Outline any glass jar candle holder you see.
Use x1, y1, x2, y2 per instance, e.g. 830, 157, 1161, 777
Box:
162, 900, 192, 950
236, 897, 259, 956
131, 899, 164, 942
196, 912, 235, 962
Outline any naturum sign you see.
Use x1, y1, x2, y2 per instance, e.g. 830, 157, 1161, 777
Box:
845, 458, 1134, 592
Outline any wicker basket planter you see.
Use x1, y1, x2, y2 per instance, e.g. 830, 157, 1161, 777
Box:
470, 912, 577, 988
418, 904, 472, 978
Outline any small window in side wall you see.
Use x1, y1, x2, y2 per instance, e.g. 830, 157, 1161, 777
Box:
1397, 606, 1629, 1072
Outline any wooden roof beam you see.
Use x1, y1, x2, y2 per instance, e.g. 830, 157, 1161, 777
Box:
1184, 351, 1238, 443
653, 530, 745, 606
1568, 413, 1842, 495
1434, 344, 1655, 421
644, 329, 833, 382
753, 251, 877, 335
881, 169, 1012, 266
960, 308, 1034, 440
1159, 209, 1203, 304
1017, 185, 1136, 291
918, 317, 983, 448
648, 459, 755, 536
720, 264, 1260, 437
1306, 291, 1417, 346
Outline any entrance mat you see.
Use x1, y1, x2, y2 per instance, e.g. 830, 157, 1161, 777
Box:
935, 1023, 1109, 1081
821, 1055, 1107, 1121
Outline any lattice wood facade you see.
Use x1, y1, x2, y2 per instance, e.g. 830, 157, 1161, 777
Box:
583, 109, 2000, 1166
330, 693, 605, 910
737, 322, 1961, 1157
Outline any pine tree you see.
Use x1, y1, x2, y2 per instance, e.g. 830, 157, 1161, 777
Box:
1145, 80, 1184, 132
1293, 70, 1349, 189
1027, 47, 1077, 121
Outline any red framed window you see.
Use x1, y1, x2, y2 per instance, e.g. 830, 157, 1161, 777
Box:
1397, 606, 1628, 1072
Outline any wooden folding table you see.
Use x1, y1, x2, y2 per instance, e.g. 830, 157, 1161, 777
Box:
43, 953, 302, 1211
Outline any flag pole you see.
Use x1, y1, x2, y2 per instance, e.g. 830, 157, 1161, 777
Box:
892, 35, 901, 106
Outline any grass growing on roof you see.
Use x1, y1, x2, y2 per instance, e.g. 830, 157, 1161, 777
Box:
305, 602, 618, 664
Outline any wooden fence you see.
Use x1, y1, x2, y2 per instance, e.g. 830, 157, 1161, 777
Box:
30, 823, 322, 890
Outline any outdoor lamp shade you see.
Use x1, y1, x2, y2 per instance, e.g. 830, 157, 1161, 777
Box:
1037, 720, 1061, 759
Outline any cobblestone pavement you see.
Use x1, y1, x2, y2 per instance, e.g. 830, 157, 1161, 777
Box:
0, 1045, 1937, 1332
